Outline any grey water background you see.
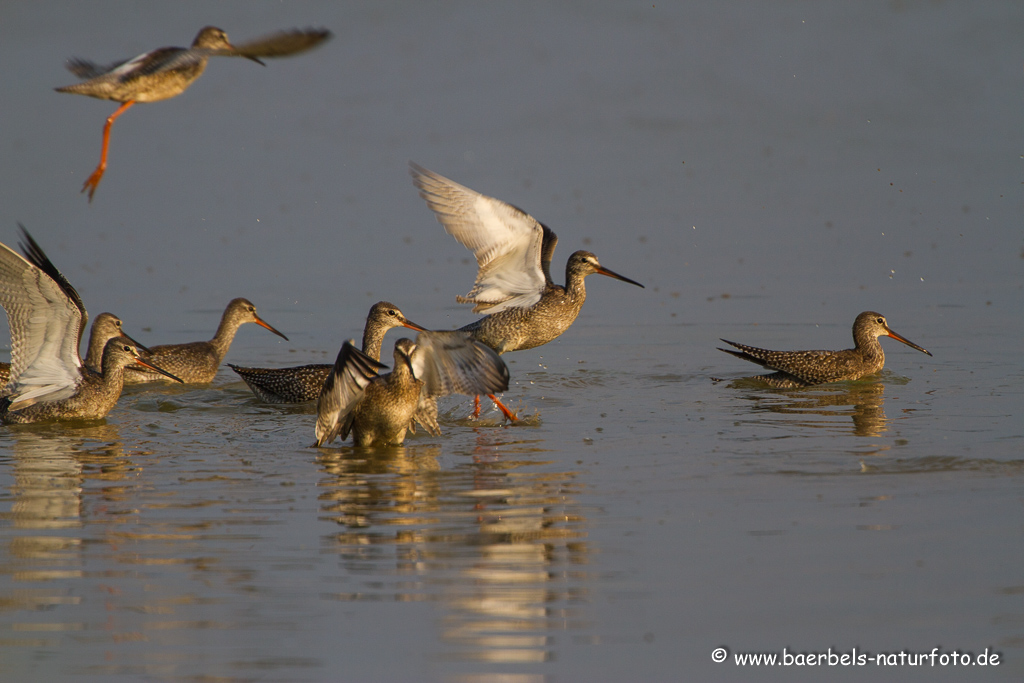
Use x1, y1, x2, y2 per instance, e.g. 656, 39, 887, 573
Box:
0, 2, 1022, 681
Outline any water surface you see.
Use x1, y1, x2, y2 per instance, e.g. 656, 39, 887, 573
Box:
1, 2, 1022, 681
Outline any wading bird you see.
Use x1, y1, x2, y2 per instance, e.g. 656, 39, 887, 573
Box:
229, 301, 426, 403
717, 311, 932, 388
314, 332, 509, 447
56, 26, 331, 200
409, 162, 644, 417
124, 298, 288, 384
0, 231, 181, 424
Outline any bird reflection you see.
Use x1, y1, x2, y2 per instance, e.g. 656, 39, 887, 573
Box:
317, 444, 443, 528
722, 379, 889, 437
316, 432, 589, 666
0, 424, 127, 618
4, 424, 125, 530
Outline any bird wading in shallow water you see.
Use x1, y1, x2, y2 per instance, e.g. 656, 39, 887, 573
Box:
0, 312, 148, 387
409, 162, 644, 417
124, 298, 288, 384
229, 301, 427, 403
716, 311, 932, 389
0, 229, 149, 385
0, 230, 181, 424
80, 312, 149, 374
314, 333, 509, 448
56, 25, 331, 201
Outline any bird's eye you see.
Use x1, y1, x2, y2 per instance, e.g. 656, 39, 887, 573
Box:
388, 310, 397, 317
876, 317, 884, 324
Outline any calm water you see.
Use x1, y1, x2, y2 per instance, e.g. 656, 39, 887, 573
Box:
1, 2, 1022, 681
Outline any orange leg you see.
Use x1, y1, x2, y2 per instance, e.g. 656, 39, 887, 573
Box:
487, 394, 518, 423
82, 100, 134, 202
471, 394, 482, 419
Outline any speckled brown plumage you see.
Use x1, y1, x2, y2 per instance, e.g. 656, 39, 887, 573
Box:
230, 363, 331, 403
455, 250, 639, 354
314, 334, 510, 448
56, 26, 331, 200
345, 339, 423, 447
410, 163, 644, 356
0, 230, 147, 390
0, 311, 147, 384
124, 298, 287, 384
81, 313, 147, 372
408, 163, 643, 420
1, 337, 180, 424
229, 301, 425, 403
0, 228, 181, 422
718, 311, 932, 388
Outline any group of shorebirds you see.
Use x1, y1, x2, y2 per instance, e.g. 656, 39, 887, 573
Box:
0, 25, 933, 445
0, 161, 645, 446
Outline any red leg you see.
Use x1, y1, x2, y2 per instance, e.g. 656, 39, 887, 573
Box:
471, 394, 481, 419
82, 100, 134, 202
487, 394, 518, 423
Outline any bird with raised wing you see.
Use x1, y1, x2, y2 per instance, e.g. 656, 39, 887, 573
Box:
314, 332, 510, 447
409, 162, 644, 417
229, 301, 426, 403
56, 26, 332, 200
717, 311, 932, 388
124, 298, 288, 384
0, 232, 181, 424
0, 229, 148, 385
1, 311, 149, 387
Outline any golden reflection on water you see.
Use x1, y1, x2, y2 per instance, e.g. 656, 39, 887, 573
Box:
317, 432, 589, 666
727, 381, 890, 437
0, 425, 132, 647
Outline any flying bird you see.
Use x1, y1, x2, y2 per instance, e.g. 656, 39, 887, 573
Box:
56, 25, 331, 200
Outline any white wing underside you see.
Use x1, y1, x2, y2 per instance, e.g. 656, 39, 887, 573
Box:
411, 163, 547, 314
0, 242, 83, 409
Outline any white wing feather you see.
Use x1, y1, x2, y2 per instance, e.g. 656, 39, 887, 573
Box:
0, 241, 83, 408
410, 163, 548, 314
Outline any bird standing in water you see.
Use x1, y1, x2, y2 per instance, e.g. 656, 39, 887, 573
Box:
0, 312, 147, 387
409, 163, 644, 417
717, 311, 932, 388
0, 228, 148, 385
229, 301, 426, 403
314, 333, 509, 448
124, 298, 289, 384
0, 232, 181, 424
56, 25, 331, 200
